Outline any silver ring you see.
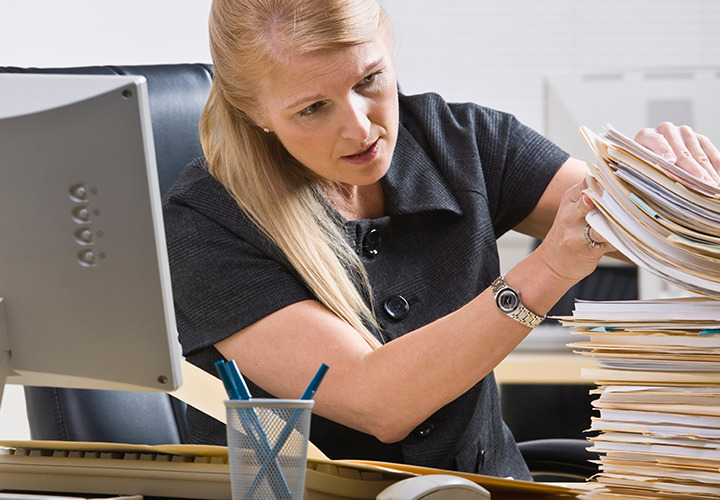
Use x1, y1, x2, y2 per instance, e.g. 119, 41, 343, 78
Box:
584, 224, 601, 248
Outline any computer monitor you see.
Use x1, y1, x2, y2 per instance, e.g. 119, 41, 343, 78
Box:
544, 66, 720, 298
0, 73, 183, 408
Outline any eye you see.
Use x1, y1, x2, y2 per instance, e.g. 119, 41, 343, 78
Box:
298, 101, 324, 117
358, 71, 382, 87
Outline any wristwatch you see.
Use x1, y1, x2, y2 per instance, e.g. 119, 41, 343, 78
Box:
491, 275, 545, 328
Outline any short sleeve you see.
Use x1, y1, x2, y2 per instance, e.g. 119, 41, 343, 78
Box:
162, 162, 314, 355
477, 110, 570, 236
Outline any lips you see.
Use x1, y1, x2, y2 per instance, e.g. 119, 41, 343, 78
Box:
342, 139, 380, 164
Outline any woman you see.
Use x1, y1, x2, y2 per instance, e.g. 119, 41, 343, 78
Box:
163, 0, 720, 479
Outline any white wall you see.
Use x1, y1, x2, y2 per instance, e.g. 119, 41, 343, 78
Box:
2, 0, 719, 439
385, 0, 720, 132
0, 0, 213, 67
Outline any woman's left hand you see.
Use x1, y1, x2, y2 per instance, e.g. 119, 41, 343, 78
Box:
634, 122, 720, 186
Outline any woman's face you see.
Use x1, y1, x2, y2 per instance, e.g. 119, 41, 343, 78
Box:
257, 37, 399, 187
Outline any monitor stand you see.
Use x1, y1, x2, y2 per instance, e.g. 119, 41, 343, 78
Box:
0, 298, 9, 410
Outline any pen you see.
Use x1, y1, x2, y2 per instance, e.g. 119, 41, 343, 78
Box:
215, 360, 292, 499
246, 363, 329, 497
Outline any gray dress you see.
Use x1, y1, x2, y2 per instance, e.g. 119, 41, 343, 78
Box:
162, 92, 569, 479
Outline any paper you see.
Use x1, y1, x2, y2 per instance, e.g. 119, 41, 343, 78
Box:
559, 289, 720, 497
579, 125, 720, 298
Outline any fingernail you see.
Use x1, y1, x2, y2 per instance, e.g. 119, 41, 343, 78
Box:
661, 152, 676, 162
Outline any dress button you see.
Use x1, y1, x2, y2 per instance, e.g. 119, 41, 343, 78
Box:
476, 449, 486, 469
362, 228, 382, 258
415, 423, 435, 438
383, 295, 409, 320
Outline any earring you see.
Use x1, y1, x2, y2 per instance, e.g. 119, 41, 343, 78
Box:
263, 128, 270, 134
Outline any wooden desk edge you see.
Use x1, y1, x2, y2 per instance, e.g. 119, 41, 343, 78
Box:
495, 353, 596, 385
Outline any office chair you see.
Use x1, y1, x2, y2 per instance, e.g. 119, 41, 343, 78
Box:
0, 63, 213, 445
517, 439, 598, 482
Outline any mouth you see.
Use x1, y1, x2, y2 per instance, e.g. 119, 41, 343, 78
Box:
342, 139, 380, 164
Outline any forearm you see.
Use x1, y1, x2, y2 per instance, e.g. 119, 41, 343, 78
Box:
333, 179, 610, 440
347, 247, 579, 442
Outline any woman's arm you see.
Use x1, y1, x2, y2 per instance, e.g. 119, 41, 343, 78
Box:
215, 172, 606, 443
512, 157, 588, 240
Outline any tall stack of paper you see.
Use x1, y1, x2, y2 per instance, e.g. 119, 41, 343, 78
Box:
580, 125, 720, 297
562, 127, 720, 498
562, 300, 720, 499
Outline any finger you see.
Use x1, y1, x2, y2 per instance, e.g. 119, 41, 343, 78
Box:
580, 191, 595, 215
585, 225, 606, 247
652, 123, 718, 185
677, 126, 720, 185
566, 180, 595, 220
578, 178, 598, 213
698, 133, 720, 178
635, 125, 676, 162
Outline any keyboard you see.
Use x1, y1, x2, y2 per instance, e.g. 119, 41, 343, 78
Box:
0, 440, 581, 499
0, 441, 409, 500
0, 441, 230, 499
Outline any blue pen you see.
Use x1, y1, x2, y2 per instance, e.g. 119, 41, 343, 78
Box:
227, 360, 253, 399
216, 360, 292, 499
215, 360, 242, 400
300, 363, 329, 400
246, 363, 329, 497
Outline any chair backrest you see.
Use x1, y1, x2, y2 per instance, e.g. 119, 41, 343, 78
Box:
0, 63, 213, 196
24, 386, 189, 444
1, 63, 213, 445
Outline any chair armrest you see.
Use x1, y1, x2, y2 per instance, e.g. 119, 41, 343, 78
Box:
517, 438, 599, 482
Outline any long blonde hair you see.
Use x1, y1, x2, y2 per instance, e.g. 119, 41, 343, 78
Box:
201, 0, 394, 349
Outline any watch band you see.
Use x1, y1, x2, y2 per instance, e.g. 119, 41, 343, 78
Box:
491, 275, 545, 328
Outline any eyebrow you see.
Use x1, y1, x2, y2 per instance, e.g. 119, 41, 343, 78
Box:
282, 56, 385, 113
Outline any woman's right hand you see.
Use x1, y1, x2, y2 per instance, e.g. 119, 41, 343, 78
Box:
533, 178, 614, 285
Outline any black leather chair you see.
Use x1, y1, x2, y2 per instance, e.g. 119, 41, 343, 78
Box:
0, 63, 213, 445
23, 387, 189, 444
518, 439, 598, 482
0, 64, 214, 196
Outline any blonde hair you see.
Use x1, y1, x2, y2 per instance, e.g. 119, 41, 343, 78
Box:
201, 0, 394, 349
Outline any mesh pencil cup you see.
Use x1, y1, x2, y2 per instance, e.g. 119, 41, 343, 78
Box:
225, 399, 314, 500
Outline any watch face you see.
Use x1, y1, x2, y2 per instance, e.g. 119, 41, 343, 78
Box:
496, 288, 519, 313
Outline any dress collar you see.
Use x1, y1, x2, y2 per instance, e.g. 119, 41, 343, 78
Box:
381, 124, 463, 217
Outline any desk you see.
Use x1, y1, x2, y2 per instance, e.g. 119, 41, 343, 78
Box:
0, 440, 592, 500
494, 324, 594, 385
0, 487, 597, 500
495, 352, 595, 385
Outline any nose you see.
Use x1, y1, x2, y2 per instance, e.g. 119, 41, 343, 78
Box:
339, 94, 371, 144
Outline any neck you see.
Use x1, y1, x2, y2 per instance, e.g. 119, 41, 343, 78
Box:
328, 181, 385, 221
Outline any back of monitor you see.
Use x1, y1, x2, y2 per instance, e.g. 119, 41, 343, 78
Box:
0, 74, 182, 395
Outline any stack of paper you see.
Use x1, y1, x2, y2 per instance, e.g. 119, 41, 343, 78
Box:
580, 125, 720, 297
562, 299, 720, 499
559, 127, 720, 498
